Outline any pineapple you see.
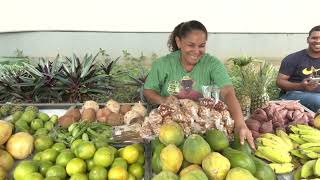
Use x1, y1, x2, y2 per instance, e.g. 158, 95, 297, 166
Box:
250, 61, 275, 112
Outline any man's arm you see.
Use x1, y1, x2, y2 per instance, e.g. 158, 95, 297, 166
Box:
276, 73, 318, 91
276, 73, 305, 91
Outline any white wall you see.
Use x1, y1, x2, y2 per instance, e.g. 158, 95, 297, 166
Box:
1, 0, 320, 33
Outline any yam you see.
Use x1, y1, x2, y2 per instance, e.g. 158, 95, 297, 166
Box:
120, 104, 132, 115
251, 108, 268, 122
106, 99, 120, 113
82, 100, 99, 112
131, 102, 147, 117
66, 108, 81, 122
259, 120, 273, 133
107, 112, 124, 126
245, 119, 261, 132
58, 115, 75, 128
96, 108, 112, 123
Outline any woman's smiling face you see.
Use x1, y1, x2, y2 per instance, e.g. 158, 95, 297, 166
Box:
175, 30, 207, 66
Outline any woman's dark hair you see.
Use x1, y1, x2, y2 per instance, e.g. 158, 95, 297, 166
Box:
167, 20, 208, 52
309, 25, 320, 36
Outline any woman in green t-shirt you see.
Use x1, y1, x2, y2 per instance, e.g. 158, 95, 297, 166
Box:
143, 20, 255, 149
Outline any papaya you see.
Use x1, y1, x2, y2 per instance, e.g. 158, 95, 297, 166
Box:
160, 144, 183, 173
226, 167, 258, 180
202, 152, 230, 180
230, 135, 252, 155
205, 129, 229, 151
179, 164, 202, 176
151, 137, 164, 152
180, 169, 209, 180
183, 134, 211, 164
159, 122, 184, 146
152, 171, 179, 180
222, 147, 256, 175
152, 143, 165, 174
251, 156, 276, 180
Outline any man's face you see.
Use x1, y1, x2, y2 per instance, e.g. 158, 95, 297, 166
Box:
308, 31, 320, 54
175, 30, 207, 66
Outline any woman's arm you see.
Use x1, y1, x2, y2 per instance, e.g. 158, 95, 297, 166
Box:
220, 85, 255, 149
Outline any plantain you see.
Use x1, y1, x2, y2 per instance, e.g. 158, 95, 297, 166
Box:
299, 143, 320, 149
256, 137, 290, 151
257, 146, 292, 163
301, 159, 316, 178
276, 129, 294, 150
290, 149, 309, 159
300, 134, 320, 143
289, 134, 307, 144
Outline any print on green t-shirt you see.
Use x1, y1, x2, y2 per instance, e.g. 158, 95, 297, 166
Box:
144, 50, 232, 100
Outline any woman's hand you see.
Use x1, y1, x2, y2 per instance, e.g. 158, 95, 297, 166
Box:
235, 123, 256, 150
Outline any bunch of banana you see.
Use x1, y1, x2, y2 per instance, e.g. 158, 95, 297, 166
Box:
255, 130, 295, 174
295, 158, 320, 179
289, 124, 320, 143
289, 125, 320, 161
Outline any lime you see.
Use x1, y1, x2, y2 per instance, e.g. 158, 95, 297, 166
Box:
71, 139, 84, 154
118, 148, 124, 157
86, 159, 95, 171
38, 160, 53, 176
108, 166, 128, 180
13, 160, 38, 180
66, 158, 86, 176
136, 153, 145, 165
41, 149, 59, 162
25, 172, 44, 180
109, 146, 118, 157
128, 173, 137, 180
75, 141, 96, 160
89, 166, 108, 180
44, 176, 60, 180
49, 115, 58, 124
121, 145, 139, 164
12, 111, 23, 122
93, 147, 115, 168
34, 128, 49, 137
38, 112, 50, 121
32, 152, 42, 161
31, 119, 44, 130
21, 111, 37, 123
51, 143, 66, 152
34, 135, 53, 152
70, 173, 88, 180
111, 157, 128, 170
56, 151, 75, 167
132, 144, 144, 154
46, 165, 67, 179
129, 163, 144, 179
44, 121, 54, 131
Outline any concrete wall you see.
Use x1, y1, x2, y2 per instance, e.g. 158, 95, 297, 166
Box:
0, 31, 308, 64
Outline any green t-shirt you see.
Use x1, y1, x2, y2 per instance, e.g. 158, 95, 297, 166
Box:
144, 50, 232, 100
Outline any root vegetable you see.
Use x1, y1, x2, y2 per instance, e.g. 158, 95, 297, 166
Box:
131, 102, 147, 117
58, 115, 76, 128
124, 110, 141, 125
107, 113, 123, 126
106, 99, 120, 113
120, 104, 132, 114
96, 108, 112, 123
66, 109, 81, 122
259, 120, 273, 133
245, 119, 261, 132
251, 108, 268, 122
82, 100, 99, 112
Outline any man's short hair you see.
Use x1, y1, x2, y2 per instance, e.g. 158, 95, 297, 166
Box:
309, 25, 320, 36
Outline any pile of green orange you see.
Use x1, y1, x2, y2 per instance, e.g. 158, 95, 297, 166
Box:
13, 136, 145, 180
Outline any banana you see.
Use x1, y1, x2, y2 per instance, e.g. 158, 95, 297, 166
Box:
256, 137, 290, 151
301, 147, 320, 153
299, 143, 320, 149
301, 160, 316, 178
290, 149, 309, 159
300, 134, 320, 143
257, 146, 292, 163
296, 124, 320, 136
255, 149, 273, 162
269, 163, 294, 174
276, 129, 294, 150
301, 149, 320, 159
261, 133, 288, 146
289, 125, 302, 134
289, 134, 307, 144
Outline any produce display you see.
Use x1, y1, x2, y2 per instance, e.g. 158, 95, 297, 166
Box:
246, 101, 315, 138
140, 97, 234, 138
1, 98, 320, 180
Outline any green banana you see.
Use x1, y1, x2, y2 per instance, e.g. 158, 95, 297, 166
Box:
289, 125, 302, 134
289, 134, 307, 144
296, 124, 320, 136
276, 129, 294, 150
314, 158, 320, 177
301, 159, 316, 178
269, 163, 294, 174
257, 146, 292, 163
301, 147, 320, 153
256, 137, 290, 151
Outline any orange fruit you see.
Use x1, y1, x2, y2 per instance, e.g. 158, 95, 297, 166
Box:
93, 147, 114, 168
56, 151, 75, 167
75, 141, 96, 160
34, 135, 53, 152
70, 173, 88, 180
38, 160, 53, 176
108, 166, 128, 180
46, 165, 67, 179
89, 166, 108, 180
41, 149, 58, 162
